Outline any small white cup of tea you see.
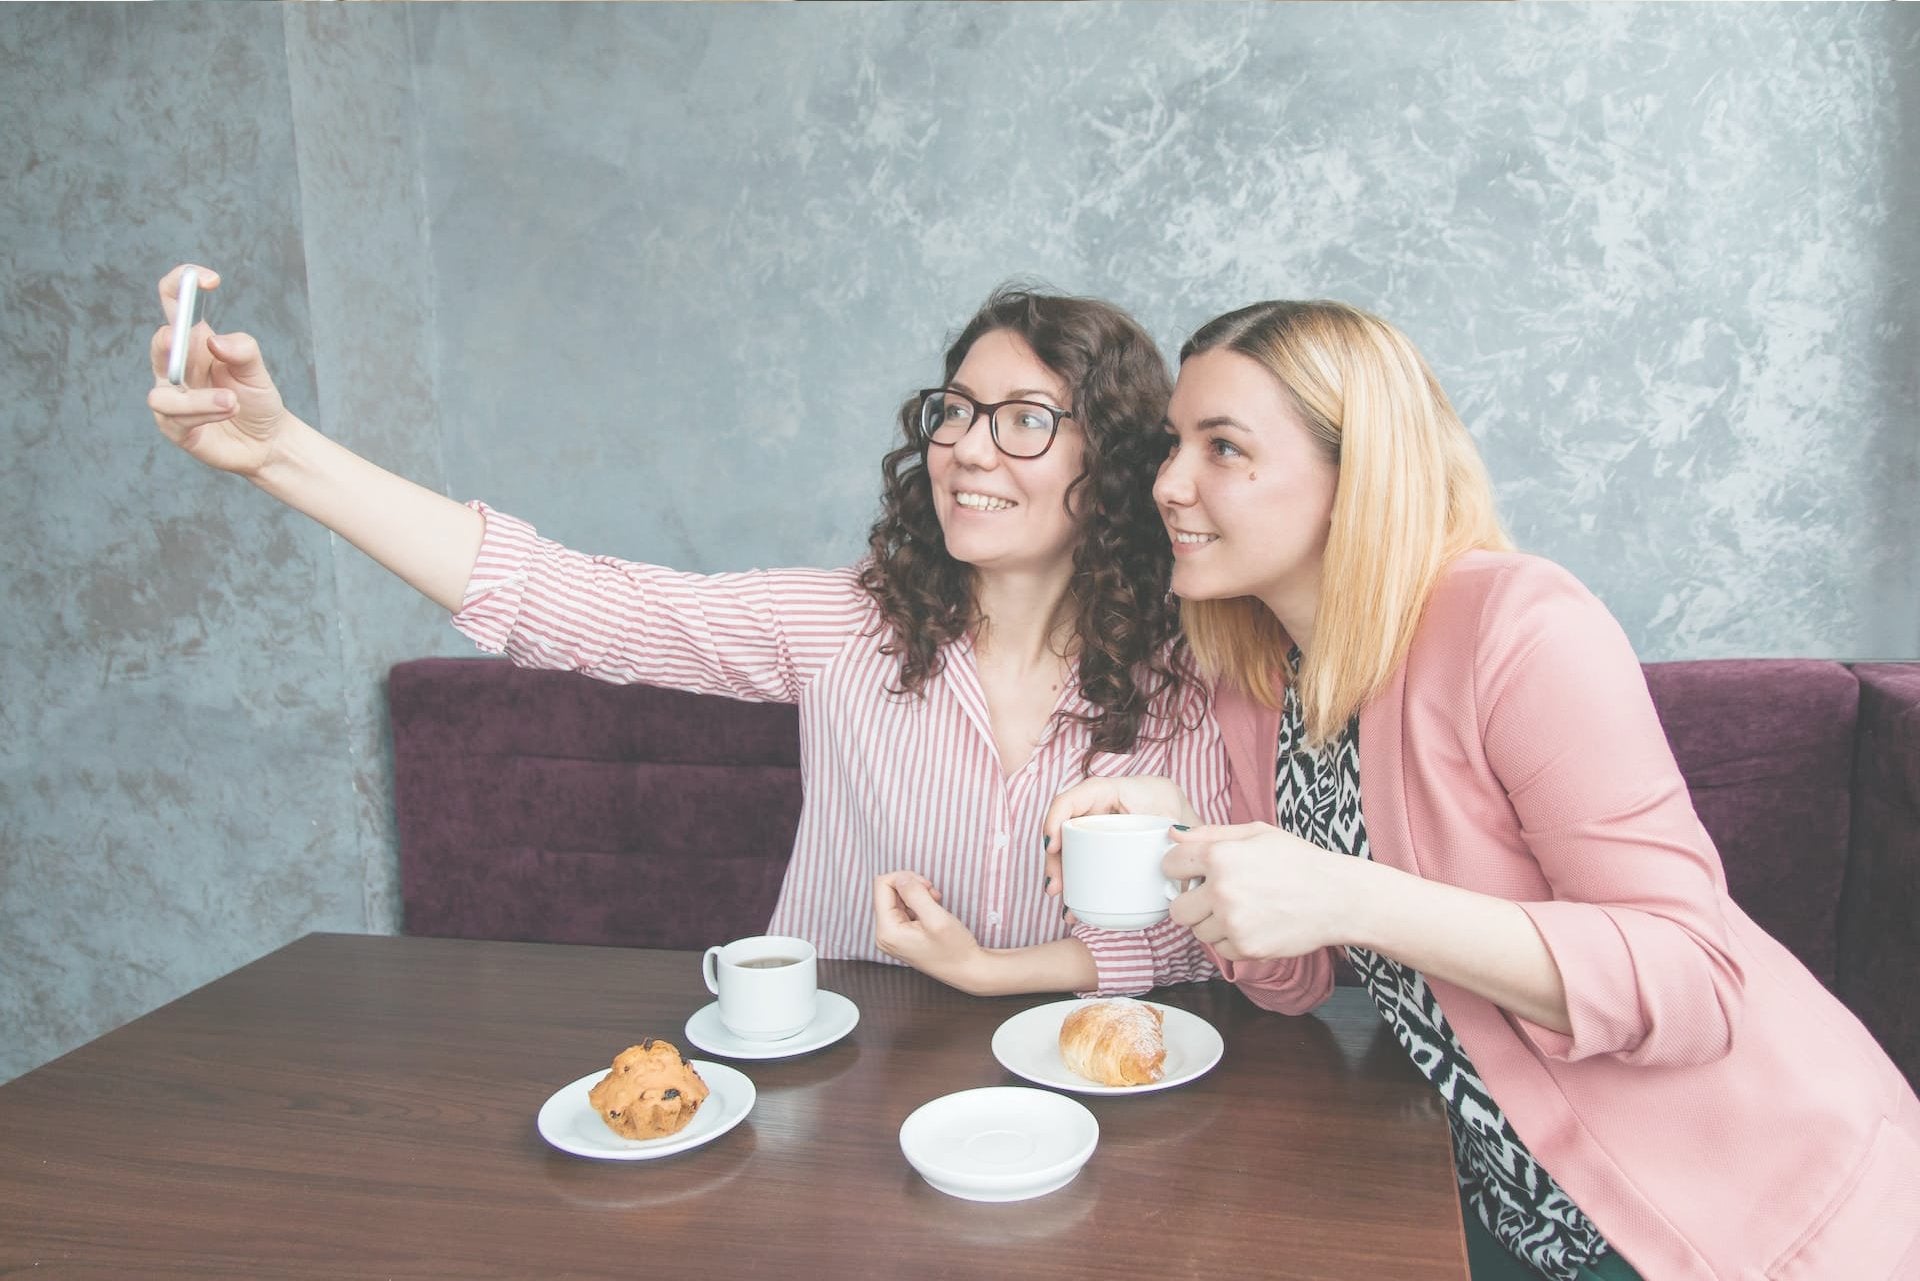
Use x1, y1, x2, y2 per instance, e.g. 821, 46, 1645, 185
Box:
701, 934, 819, 1041
1061, 813, 1184, 930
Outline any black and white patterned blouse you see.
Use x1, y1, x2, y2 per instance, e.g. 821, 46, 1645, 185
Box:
1272, 650, 1613, 1281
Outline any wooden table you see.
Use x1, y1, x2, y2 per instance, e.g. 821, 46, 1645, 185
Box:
0, 933, 1467, 1279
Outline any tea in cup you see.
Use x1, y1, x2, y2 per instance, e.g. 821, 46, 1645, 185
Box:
1061, 814, 1181, 929
701, 934, 818, 1040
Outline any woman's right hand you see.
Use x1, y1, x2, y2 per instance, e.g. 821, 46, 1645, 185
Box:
146, 265, 294, 478
141, 264, 485, 613
1038, 775, 1199, 897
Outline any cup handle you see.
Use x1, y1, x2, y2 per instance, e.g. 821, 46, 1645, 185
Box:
702, 945, 723, 996
1164, 876, 1203, 900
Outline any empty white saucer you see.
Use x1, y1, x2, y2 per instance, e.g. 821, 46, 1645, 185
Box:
899, 1086, 1099, 1202
684, 989, 859, 1060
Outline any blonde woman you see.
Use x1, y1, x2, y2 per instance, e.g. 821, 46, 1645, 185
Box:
1045, 301, 1920, 1280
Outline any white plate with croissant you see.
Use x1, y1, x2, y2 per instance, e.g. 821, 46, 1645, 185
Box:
991, 997, 1224, 1095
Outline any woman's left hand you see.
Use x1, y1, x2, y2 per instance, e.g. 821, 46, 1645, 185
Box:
872, 871, 986, 989
1163, 823, 1365, 962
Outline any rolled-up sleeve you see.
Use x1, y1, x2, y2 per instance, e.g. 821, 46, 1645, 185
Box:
1073, 914, 1219, 996
1481, 563, 1745, 1066
1211, 950, 1336, 1014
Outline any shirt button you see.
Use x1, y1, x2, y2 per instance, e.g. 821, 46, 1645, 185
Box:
987, 910, 1002, 926
993, 831, 1009, 848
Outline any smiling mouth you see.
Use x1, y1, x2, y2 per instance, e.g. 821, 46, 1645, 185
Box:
954, 492, 1017, 512
1169, 530, 1218, 546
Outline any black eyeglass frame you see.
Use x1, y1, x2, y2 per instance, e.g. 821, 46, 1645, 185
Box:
914, 388, 1075, 460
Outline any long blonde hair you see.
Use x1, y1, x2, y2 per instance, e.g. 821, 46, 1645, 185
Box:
1177, 301, 1511, 743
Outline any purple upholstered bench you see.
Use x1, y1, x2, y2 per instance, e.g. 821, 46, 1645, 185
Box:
389, 659, 800, 951
1841, 664, 1920, 1089
387, 656, 1920, 1085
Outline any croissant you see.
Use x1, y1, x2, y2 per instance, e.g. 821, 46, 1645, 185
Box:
1058, 998, 1166, 1086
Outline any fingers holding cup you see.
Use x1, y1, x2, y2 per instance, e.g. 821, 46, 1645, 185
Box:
1041, 775, 1189, 897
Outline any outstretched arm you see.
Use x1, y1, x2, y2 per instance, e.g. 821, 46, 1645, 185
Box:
146, 264, 482, 611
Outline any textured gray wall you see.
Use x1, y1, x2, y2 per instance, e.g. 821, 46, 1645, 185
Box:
3, 2, 1915, 1083
2, 5, 362, 1084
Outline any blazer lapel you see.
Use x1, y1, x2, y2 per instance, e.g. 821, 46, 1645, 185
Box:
1357, 657, 1421, 877
1212, 681, 1282, 825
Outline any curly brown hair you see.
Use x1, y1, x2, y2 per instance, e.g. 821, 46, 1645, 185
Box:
858, 286, 1201, 759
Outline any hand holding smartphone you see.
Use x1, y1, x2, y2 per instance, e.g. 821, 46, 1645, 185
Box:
166, 266, 205, 387
150, 259, 295, 481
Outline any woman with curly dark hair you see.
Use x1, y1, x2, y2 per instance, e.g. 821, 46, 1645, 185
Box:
147, 264, 1229, 998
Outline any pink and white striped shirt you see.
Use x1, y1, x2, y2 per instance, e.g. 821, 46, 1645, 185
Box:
452, 504, 1231, 994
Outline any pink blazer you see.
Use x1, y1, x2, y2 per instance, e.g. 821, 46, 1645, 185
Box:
1208, 551, 1920, 1280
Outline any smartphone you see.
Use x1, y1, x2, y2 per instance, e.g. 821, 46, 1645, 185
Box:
166, 267, 205, 387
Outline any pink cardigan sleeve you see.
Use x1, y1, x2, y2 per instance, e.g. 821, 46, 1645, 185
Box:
1477, 562, 1746, 1066
1212, 950, 1336, 1014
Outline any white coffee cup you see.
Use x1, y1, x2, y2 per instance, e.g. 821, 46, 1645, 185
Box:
701, 934, 819, 1041
1061, 813, 1184, 929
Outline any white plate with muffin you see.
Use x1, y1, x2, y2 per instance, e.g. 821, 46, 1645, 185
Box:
991, 997, 1223, 1095
537, 1039, 755, 1160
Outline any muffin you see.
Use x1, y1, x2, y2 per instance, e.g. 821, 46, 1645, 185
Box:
587, 1039, 711, 1139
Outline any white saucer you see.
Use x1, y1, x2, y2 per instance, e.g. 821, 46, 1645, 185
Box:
684, 989, 859, 1060
991, 999, 1224, 1096
537, 1059, 754, 1160
899, 1086, 1099, 1202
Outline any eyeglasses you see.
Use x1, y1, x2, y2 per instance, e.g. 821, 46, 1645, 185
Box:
915, 389, 1073, 460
